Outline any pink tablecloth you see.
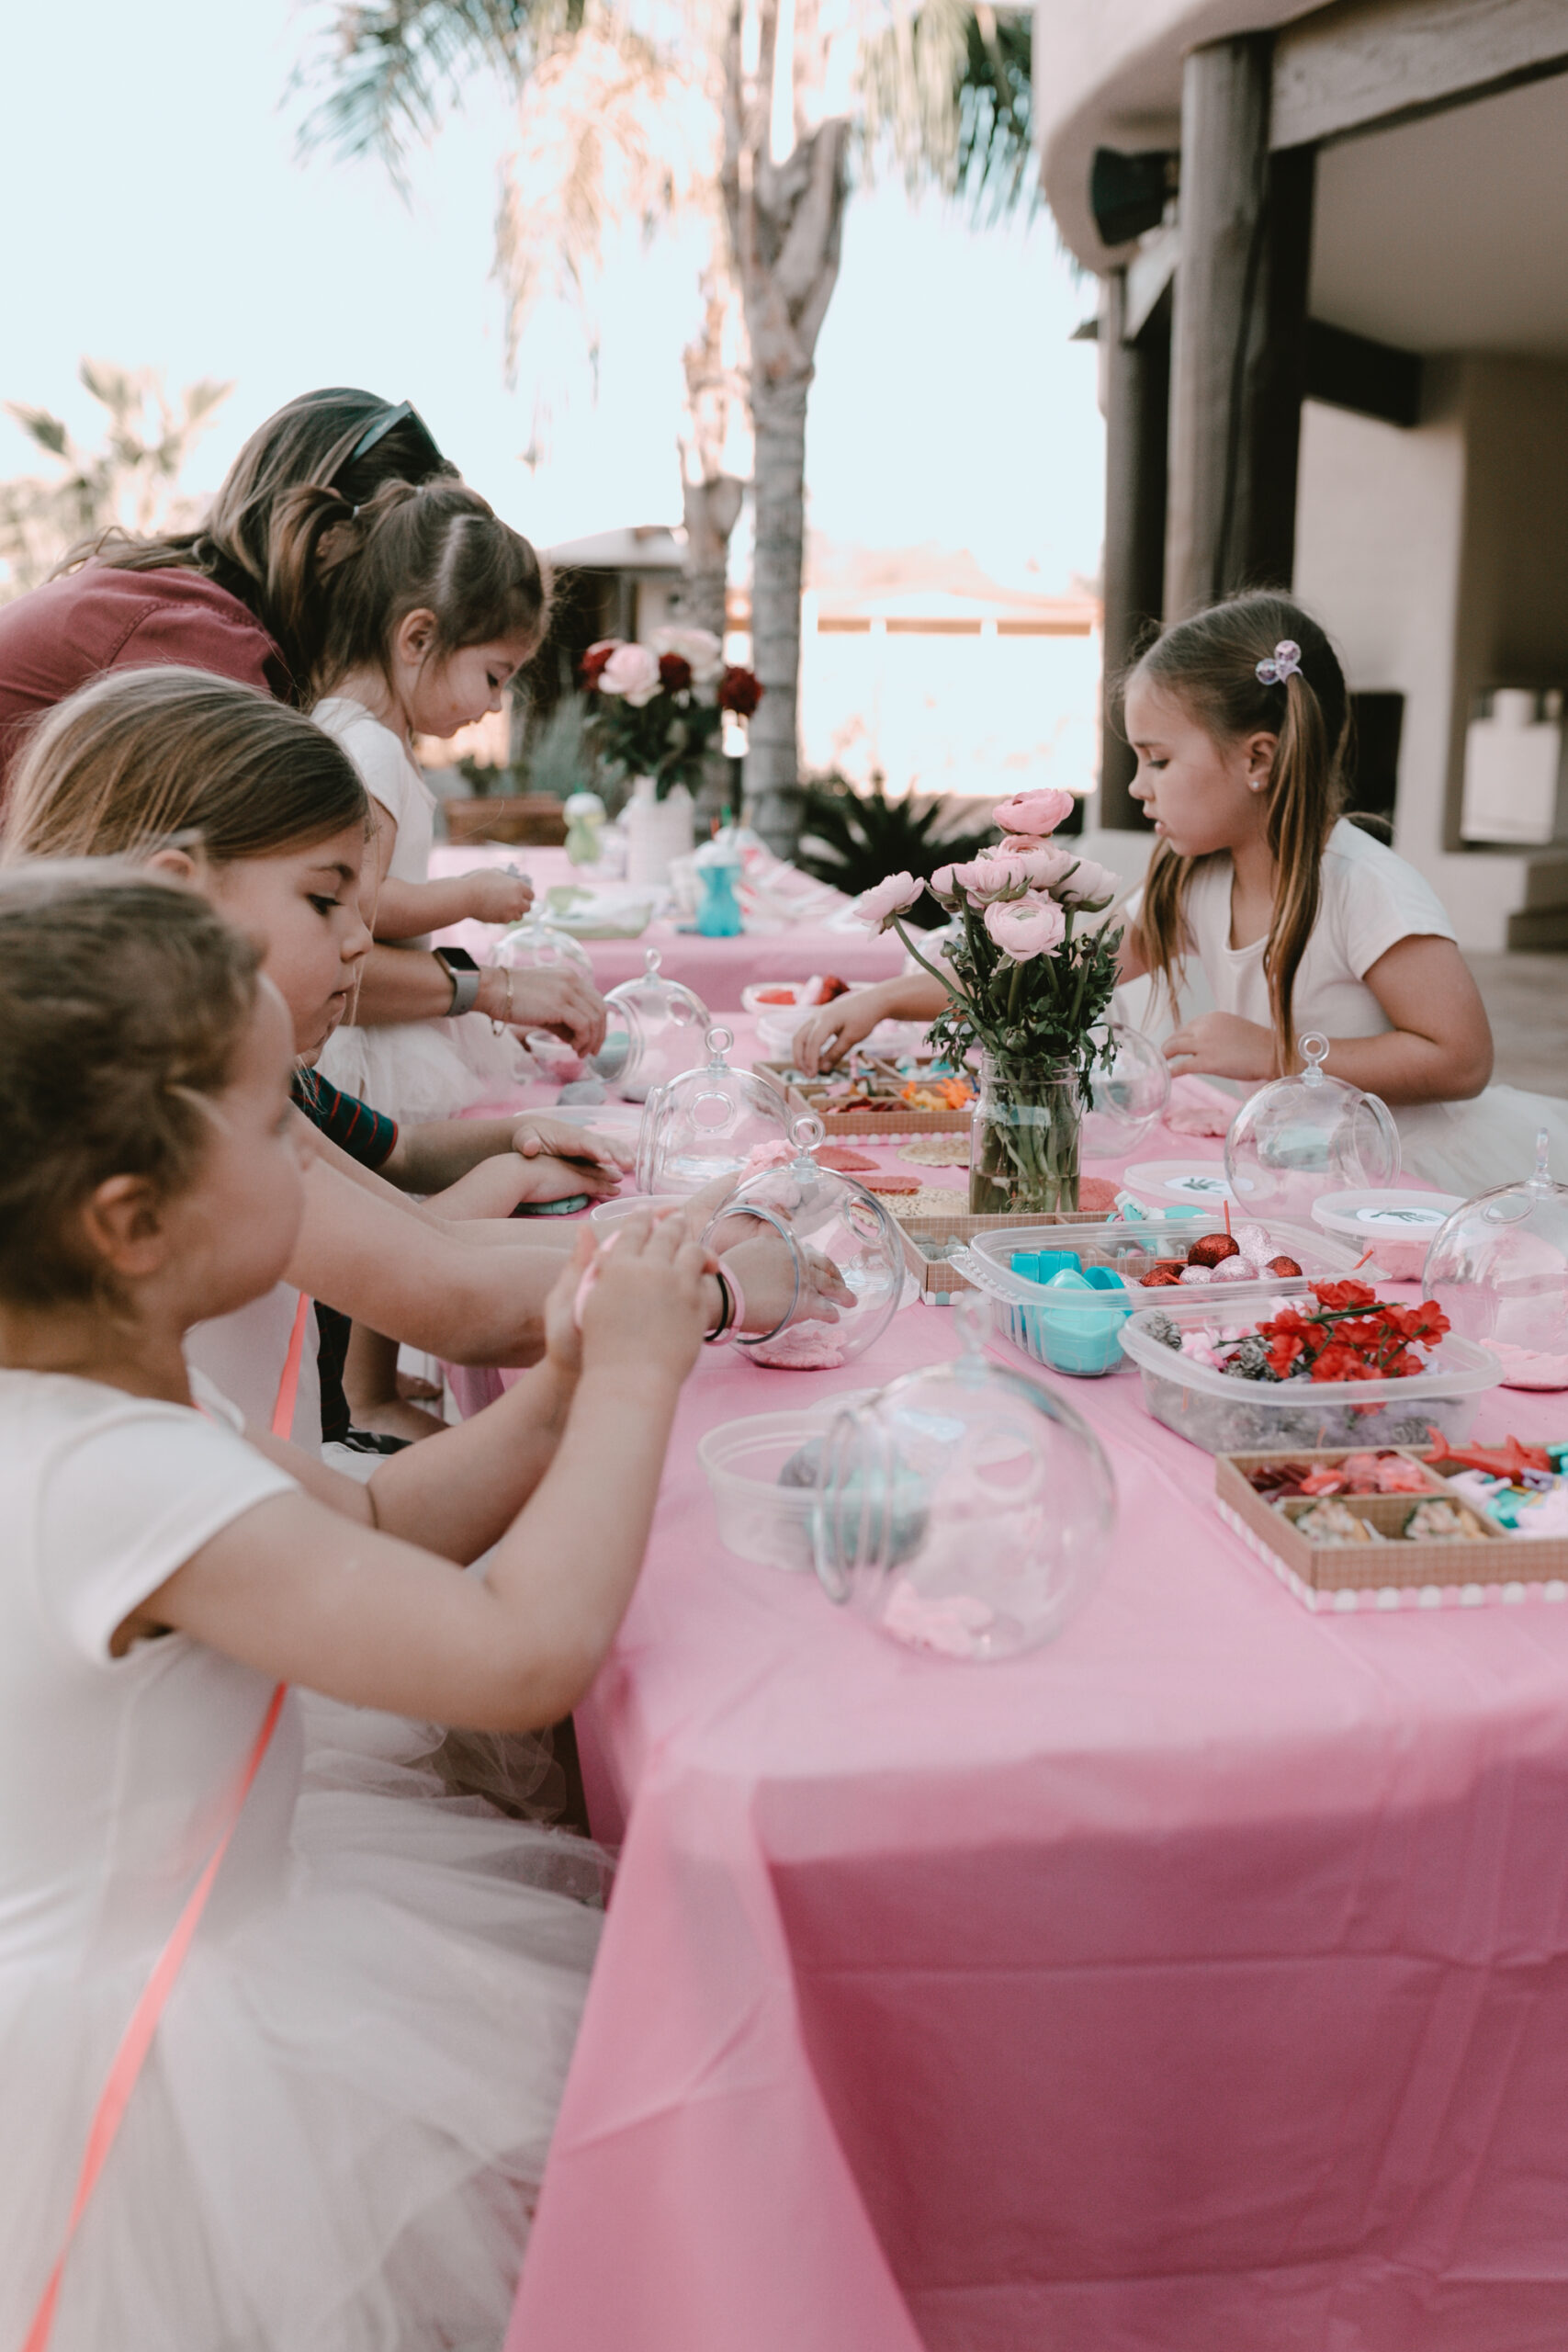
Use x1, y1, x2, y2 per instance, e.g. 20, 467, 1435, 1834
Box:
496, 1086, 1568, 2352
429, 844, 905, 1005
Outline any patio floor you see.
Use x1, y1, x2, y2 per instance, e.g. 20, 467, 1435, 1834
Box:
1465, 952, 1568, 1098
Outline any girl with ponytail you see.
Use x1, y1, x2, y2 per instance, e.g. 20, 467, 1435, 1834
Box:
1120, 590, 1568, 1195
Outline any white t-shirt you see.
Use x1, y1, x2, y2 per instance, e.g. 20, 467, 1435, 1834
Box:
186, 1281, 321, 1449
312, 695, 435, 907
1178, 819, 1457, 1041
0, 1367, 298, 1972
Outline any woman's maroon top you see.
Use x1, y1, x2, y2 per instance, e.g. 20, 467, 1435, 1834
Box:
0, 566, 292, 797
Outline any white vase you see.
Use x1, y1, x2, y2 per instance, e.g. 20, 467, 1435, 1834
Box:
625, 777, 694, 888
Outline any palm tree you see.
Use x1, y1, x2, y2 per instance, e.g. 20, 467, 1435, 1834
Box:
0, 360, 232, 601
293, 0, 1032, 846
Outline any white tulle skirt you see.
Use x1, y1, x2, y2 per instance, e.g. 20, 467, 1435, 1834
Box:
1395, 1083, 1568, 1198
0, 1709, 606, 2352
318, 1014, 531, 1127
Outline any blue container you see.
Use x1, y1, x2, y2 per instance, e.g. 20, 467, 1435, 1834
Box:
1006, 1266, 1132, 1378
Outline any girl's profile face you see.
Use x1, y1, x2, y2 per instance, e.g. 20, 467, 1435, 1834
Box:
408, 629, 538, 742
1124, 676, 1275, 859
172, 979, 313, 1324
204, 825, 372, 1059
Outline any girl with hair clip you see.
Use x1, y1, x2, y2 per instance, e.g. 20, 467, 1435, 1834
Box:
281, 477, 576, 1125
0, 864, 711, 2349
1119, 589, 1568, 1195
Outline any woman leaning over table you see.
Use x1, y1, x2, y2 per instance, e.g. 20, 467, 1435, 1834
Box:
0, 384, 603, 1055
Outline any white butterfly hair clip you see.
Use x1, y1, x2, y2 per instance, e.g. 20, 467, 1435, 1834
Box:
1255, 639, 1302, 685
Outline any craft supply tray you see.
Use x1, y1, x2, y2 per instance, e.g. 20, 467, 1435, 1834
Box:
1214, 1447, 1568, 1610
756, 1061, 974, 1136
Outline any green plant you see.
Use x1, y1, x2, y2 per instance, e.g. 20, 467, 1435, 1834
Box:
520, 690, 593, 800
795, 775, 999, 929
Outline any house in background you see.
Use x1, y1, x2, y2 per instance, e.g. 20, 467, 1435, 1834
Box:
1038, 0, 1568, 947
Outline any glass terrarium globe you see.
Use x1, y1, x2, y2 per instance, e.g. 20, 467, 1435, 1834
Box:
493, 914, 595, 980
701, 1114, 905, 1370
604, 948, 710, 1102
1422, 1132, 1568, 1389
635, 1025, 793, 1194
811, 1297, 1115, 1659
1224, 1031, 1400, 1219
1081, 1023, 1172, 1159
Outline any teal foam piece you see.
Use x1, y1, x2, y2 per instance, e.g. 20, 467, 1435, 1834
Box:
1082, 1265, 1126, 1292
1010, 1248, 1081, 1285
1026, 1264, 1133, 1377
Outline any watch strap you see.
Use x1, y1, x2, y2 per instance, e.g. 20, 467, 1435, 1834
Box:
434, 951, 480, 1016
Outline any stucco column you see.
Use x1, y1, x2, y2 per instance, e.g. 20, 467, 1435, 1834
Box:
1100, 269, 1170, 826
1164, 34, 1314, 618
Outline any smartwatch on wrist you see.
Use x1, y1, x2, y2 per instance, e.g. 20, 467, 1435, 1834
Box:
433, 945, 481, 1015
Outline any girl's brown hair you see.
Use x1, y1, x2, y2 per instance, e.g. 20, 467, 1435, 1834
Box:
57, 388, 457, 688
1126, 591, 1349, 1074
0, 865, 260, 1309
2, 667, 368, 866
270, 479, 548, 701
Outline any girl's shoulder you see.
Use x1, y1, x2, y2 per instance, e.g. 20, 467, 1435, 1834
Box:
1320, 819, 1457, 970
311, 696, 423, 818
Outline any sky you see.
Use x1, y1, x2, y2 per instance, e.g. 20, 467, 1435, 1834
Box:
0, 0, 1104, 597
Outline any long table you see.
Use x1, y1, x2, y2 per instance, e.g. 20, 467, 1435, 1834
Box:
495, 1064, 1568, 2352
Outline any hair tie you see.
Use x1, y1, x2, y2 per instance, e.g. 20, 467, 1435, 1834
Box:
1256, 639, 1301, 686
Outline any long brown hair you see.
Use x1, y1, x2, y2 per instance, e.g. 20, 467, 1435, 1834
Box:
2, 667, 368, 867
271, 479, 548, 703
1126, 592, 1348, 1074
0, 865, 260, 1310
56, 389, 456, 687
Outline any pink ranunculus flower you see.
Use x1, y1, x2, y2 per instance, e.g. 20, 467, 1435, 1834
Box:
597, 642, 662, 706
993, 787, 1077, 837
1054, 856, 1119, 908
982, 890, 1067, 960
853, 870, 925, 930
993, 840, 1077, 889
945, 854, 1026, 905
929, 864, 960, 902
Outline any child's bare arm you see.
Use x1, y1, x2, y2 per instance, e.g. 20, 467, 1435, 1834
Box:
372, 865, 533, 942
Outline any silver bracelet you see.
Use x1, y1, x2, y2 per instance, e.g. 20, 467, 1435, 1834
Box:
491, 969, 514, 1037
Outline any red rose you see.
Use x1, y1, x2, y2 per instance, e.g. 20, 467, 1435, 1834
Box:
580, 640, 617, 688
717, 664, 762, 717
658, 652, 694, 693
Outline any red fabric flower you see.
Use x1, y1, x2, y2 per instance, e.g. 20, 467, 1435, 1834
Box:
1266, 1332, 1306, 1377
1312, 1279, 1378, 1313
1310, 1342, 1380, 1383
658, 652, 694, 693
717, 664, 763, 717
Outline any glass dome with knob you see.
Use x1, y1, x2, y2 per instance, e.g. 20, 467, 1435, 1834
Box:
635, 1025, 793, 1194
809, 1293, 1116, 1658
1422, 1130, 1568, 1389
701, 1114, 907, 1369
603, 949, 710, 1102
1224, 1031, 1401, 1219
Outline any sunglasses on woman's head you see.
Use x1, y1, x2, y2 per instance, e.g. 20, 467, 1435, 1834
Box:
342, 401, 446, 476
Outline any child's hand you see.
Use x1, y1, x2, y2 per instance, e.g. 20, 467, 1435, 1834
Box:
459, 866, 536, 925
512, 1116, 634, 1175
579, 1214, 710, 1384
544, 1229, 596, 1377
717, 1229, 855, 1333
513, 1152, 620, 1203
1163, 1012, 1277, 1082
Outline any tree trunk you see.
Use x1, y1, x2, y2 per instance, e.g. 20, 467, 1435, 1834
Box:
722, 1, 849, 856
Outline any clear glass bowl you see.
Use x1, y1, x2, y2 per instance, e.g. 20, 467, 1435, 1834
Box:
1422, 1133, 1568, 1389
604, 949, 710, 1102
634, 1025, 793, 1195
1081, 1023, 1172, 1159
810, 1299, 1115, 1658
493, 915, 596, 979
1225, 1032, 1401, 1220
701, 1115, 906, 1370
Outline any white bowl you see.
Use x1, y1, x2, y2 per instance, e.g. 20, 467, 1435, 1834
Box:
1311, 1189, 1464, 1281
699, 1395, 871, 1571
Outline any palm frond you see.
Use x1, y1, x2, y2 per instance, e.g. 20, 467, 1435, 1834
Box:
795, 775, 998, 929
291, 0, 555, 183
855, 3, 1032, 219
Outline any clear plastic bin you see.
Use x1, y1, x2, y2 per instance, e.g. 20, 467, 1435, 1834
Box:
1117, 1296, 1498, 1455
699, 1395, 871, 1571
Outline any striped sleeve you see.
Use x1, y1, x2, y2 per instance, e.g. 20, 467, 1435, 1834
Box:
290, 1069, 398, 1170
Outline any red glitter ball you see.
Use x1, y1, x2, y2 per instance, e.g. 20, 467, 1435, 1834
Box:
1187, 1232, 1240, 1268
1266, 1254, 1303, 1278
1140, 1265, 1186, 1287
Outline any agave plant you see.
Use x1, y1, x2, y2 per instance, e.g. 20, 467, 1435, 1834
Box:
795, 775, 1002, 930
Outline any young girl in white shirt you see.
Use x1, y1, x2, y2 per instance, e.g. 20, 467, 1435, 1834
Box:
798, 592, 1565, 1197
292, 477, 573, 1125
0, 864, 711, 2349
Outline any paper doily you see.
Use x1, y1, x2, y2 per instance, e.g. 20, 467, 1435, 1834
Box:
897, 1136, 973, 1169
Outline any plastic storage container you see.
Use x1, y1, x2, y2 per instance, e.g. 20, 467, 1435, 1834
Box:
1224, 1031, 1401, 1220
698, 1393, 873, 1571
1421, 1132, 1568, 1389
952, 1216, 1359, 1377
810, 1298, 1115, 1658
1117, 1295, 1498, 1455
702, 1115, 906, 1369
1311, 1188, 1464, 1281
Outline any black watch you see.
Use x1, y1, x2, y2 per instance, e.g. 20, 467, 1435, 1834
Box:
434, 945, 480, 1015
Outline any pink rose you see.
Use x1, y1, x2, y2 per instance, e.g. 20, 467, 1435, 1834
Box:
598, 642, 662, 706
1054, 856, 1118, 908
992, 787, 1077, 838
853, 870, 925, 930
982, 891, 1066, 960
994, 840, 1077, 889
